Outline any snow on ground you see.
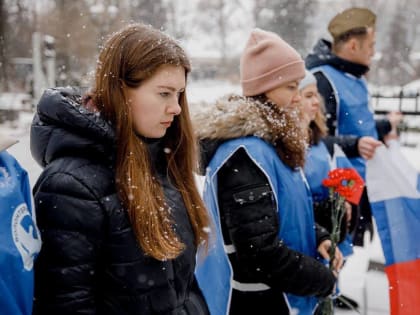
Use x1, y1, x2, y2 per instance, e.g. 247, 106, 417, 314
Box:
2, 80, 420, 315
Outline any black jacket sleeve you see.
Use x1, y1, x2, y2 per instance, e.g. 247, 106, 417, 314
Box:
314, 71, 338, 136
322, 135, 360, 158
217, 148, 335, 298
33, 171, 104, 315
376, 119, 392, 142
315, 223, 330, 247
314, 72, 361, 158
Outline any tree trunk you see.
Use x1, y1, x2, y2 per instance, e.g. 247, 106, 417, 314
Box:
0, 0, 10, 91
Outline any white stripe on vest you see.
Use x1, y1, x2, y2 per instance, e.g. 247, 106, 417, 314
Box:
224, 244, 236, 254
231, 280, 270, 292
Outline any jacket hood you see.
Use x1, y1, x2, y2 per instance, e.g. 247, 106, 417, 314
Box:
31, 87, 116, 168
305, 39, 369, 78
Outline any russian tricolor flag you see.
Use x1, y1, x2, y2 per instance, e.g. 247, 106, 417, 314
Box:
366, 141, 420, 315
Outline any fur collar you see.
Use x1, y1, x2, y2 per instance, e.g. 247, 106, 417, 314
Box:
193, 94, 279, 143
192, 94, 307, 169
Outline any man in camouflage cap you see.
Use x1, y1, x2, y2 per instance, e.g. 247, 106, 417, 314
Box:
306, 7, 403, 310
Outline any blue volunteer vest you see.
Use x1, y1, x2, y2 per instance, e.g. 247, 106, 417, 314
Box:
304, 142, 355, 258
304, 141, 331, 203
195, 136, 318, 315
311, 65, 378, 179
0, 151, 41, 315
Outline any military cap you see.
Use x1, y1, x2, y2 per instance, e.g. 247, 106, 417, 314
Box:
328, 7, 376, 39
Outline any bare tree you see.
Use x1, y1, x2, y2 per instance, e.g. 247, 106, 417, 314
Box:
0, 0, 35, 91
196, 0, 246, 70
127, 0, 167, 28
0, 0, 9, 91
378, 0, 415, 85
163, 0, 196, 40
256, 0, 317, 55
36, 0, 124, 85
165, 0, 184, 38
251, 0, 268, 27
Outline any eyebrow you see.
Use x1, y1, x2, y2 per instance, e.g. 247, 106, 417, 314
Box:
157, 85, 185, 92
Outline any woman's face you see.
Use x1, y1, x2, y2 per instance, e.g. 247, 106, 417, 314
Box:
125, 65, 186, 138
265, 80, 301, 109
300, 83, 320, 122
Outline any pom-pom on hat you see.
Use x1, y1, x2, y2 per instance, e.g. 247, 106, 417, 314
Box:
240, 28, 305, 97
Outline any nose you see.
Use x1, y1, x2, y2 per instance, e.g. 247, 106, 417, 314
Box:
312, 96, 320, 108
292, 92, 301, 104
167, 99, 182, 116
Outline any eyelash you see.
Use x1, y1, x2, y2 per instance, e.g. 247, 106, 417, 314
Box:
160, 92, 183, 98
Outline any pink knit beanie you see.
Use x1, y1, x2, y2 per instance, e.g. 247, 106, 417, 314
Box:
240, 28, 305, 96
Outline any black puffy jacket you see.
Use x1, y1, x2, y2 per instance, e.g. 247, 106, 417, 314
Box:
30, 88, 209, 315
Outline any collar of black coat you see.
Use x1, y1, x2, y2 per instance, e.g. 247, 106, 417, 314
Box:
0, 135, 18, 152
136, 135, 169, 175
305, 39, 369, 78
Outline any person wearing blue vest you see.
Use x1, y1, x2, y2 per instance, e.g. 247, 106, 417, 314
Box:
0, 135, 41, 315
299, 70, 361, 311
194, 29, 341, 315
305, 7, 403, 246
299, 70, 356, 254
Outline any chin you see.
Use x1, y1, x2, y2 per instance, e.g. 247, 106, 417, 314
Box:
153, 131, 167, 138
142, 128, 167, 139
148, 135, 165, 139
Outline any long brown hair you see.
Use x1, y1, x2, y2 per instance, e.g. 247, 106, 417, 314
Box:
90, 23, 209, 260
254, 94, 308, 169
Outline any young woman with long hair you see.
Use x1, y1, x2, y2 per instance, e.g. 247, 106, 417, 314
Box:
30, 23, 210, 315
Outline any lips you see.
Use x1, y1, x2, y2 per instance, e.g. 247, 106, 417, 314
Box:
161, 121, 172, 127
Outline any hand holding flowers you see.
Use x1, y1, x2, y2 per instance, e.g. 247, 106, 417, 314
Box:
316, 168, 364, 315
